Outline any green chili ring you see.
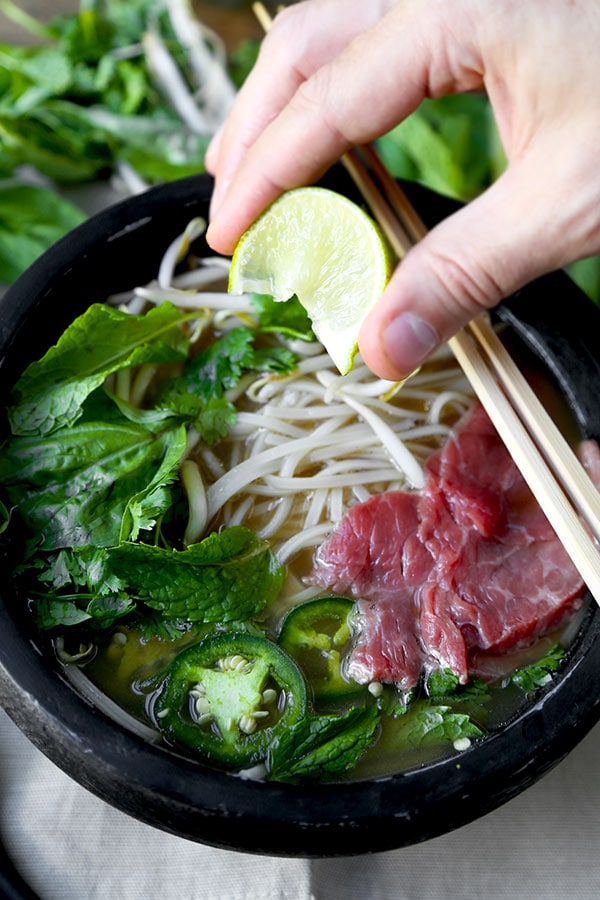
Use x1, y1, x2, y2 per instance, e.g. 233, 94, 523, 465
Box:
278, 596, 366, 702
153, 631, 308, 767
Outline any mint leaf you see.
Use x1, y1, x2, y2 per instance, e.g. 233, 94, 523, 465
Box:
269, 705, 380, 782
8, 302, 192, 436
106, 526, 284, 622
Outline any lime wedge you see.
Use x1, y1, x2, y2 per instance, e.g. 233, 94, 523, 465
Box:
228, 187, 393, 374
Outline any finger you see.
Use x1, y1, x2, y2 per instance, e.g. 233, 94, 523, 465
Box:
207, 0, 484, 255
358, 152, 600, 381
207, 0, 390, 214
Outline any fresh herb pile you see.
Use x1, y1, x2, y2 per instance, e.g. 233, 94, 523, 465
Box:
0, 0, 233, 282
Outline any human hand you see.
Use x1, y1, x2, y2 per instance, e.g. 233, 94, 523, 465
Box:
206, 0, 600, 380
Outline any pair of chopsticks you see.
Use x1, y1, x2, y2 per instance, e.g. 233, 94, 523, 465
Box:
253, 4, 600, 605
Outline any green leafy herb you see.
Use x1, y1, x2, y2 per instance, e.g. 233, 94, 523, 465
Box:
389, 701, 483, 748
26, 523, 283, 630
0, 400, 187, 550
0, 0, 238, 283
269, 704, 380, 781
376, 686, 413, 718
377, 94, 505, 202
106, 526, 284, 622
0, 183, 86, 283
8, 302, 193, 436
250, 293, 315, 341
426, 668, 491, 703
0, 497, 10, 535
504, 644, 565, 692
160, 326, 298, 442
0, 1, 214, 185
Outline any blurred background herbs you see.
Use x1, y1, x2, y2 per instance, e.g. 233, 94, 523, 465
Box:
0, 0, 598, 301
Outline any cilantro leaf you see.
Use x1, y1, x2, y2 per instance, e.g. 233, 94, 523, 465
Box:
250, 293, 315, 341
33, 598, 95, 629
37, 546, 123, 596
160, 327, 297, 442
389, 702, 483, 748
504, 644, 565, 692
33, 594, 134, 630
269, 705, 380, 782
194, 396, 237, 445
426, 669, 491, 703
180, 328, 256, 402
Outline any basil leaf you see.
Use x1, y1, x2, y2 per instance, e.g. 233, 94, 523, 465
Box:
0, 415, 187, 550
0, 183, 86, 284
8, 302, 192, 436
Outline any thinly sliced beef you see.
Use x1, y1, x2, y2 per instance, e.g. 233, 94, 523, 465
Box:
311, 401, 594, 688
312, 491, 430, 690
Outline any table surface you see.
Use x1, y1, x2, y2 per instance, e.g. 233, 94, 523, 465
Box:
2, 3, 600, 897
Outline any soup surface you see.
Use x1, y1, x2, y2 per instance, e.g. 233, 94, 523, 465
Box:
0, 222, 589, 782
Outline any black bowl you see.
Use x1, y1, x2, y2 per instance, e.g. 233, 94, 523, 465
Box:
1, 170, 600, 858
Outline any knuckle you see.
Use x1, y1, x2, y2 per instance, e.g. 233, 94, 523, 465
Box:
425, 248, 505, 319
291, 69, 341, 128
290, 67, 356, 147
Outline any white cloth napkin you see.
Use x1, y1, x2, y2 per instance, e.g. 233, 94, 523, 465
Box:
2, 706, 600, 900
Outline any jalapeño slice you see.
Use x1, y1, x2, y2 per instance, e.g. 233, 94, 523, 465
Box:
278, 596, 365, 702
153, 631, 307, 767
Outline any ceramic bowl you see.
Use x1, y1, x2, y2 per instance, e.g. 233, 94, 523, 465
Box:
1, 170, 600, 857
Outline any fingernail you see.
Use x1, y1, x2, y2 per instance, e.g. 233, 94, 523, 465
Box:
383, 312, 439, 376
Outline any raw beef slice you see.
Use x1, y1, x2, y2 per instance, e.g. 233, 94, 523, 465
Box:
311, 402, 594, 687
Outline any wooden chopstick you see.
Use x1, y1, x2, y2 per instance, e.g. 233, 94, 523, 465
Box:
346, 146, 600, 602
253, 3, 600, 605
349, 146, 600, 545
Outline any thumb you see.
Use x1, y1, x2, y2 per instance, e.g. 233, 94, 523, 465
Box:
359, 163, 580, 381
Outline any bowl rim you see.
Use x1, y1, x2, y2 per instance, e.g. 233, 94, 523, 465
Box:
2, 170, 600, 857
